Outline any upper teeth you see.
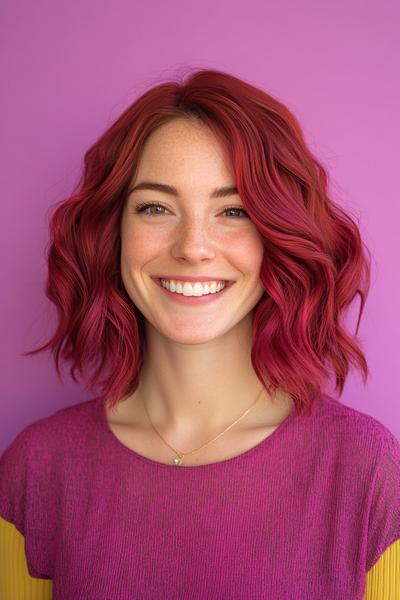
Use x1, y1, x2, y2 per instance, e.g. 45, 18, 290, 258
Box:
160, 279, 226, 296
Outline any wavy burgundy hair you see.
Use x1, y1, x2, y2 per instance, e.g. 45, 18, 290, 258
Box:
22, 68, 372, 419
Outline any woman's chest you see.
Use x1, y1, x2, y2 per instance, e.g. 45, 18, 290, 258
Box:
52, 468, 367, 599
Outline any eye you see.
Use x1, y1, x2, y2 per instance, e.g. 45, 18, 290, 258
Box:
134, 202, 249, 219
223, 206, 249, 219
135, 202, 167, 216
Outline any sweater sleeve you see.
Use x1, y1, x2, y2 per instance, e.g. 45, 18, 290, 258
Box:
0, 516, 53, 599
0, 425, 33, 536
365, 427, 400, 572
364, 539, 400, 598
0, 424, 53, 579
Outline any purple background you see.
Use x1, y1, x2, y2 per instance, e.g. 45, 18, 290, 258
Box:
1, 0, 399, 452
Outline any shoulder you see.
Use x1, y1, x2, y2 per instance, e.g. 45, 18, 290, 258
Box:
27, 396, 98, 432
309, 393, 398, 457
0, 397, 102, 536
294, 393, 400, 488
0, 397, 100, 465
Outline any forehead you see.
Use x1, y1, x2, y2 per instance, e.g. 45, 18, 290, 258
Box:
133, 119, 234, 190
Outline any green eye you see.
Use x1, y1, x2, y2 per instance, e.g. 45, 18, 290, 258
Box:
135, 202, 166, 215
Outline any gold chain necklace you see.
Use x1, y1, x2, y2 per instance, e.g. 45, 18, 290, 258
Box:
142, 386, 265, 465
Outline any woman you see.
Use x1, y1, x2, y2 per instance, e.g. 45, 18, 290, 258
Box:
0, 68, 399, 599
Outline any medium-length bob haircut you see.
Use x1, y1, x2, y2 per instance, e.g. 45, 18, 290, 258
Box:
23, 68, 372, 419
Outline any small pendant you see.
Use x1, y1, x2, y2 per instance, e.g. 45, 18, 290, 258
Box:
173, 456, 183, 465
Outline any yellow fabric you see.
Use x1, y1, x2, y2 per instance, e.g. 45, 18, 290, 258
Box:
363, 538, 400, 599
0, 515, 399, 599
0, 516, 52, 599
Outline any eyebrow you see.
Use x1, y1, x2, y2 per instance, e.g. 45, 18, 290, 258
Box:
128, 181, 239, 199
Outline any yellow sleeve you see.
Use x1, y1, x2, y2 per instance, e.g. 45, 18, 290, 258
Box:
0, 515, 53, 599
364, 539, 400, 599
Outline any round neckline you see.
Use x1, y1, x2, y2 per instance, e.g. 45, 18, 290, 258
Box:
96, 396, 298, 470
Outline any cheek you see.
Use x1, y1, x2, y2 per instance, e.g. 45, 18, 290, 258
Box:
226, 230, 264, 275
120, 226, 165, 268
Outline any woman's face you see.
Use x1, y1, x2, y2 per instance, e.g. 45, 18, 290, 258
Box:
120, 118, 265, 344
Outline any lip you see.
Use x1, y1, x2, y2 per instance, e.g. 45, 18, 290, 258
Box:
152, 277, 234, 305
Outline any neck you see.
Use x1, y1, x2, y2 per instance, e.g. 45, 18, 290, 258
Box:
119, 314, 291, 438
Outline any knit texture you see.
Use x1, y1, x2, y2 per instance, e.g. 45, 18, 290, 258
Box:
0, 393, 399, 599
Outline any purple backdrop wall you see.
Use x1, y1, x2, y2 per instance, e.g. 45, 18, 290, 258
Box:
1, 0, 399, 451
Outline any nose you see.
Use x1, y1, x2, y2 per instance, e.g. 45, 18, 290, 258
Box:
170, 218, 217, 263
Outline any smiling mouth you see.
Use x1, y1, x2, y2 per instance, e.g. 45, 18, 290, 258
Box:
154, 278, 235, 288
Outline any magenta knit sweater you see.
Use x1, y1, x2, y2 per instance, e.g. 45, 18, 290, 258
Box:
0, 393, 399, 599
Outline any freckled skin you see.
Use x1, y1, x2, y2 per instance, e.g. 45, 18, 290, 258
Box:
120, 118, 265, 342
